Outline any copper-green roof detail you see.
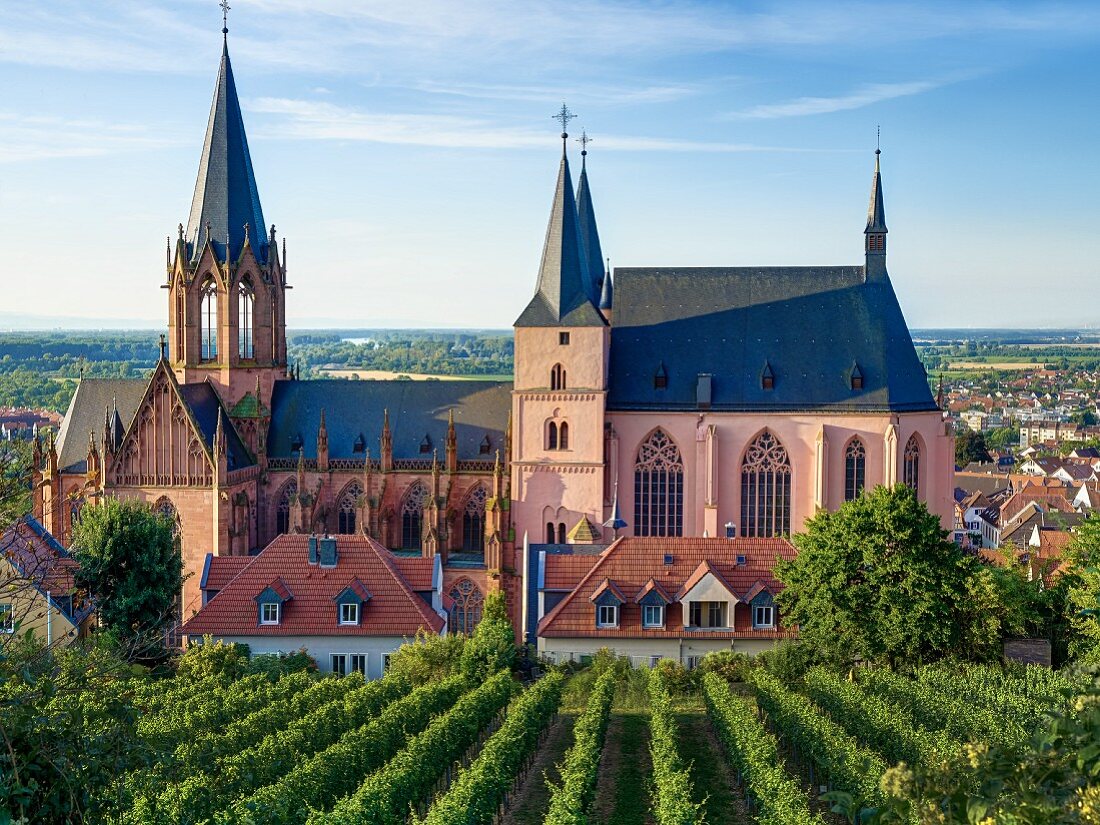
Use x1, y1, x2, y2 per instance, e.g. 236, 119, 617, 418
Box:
229, 391, 267, 419
576, 159, 605, 306
865, 150, 887, 234
186, 39, 267, 264
515, 153, 605, 328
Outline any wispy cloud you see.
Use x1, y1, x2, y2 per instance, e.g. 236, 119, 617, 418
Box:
410, 80, 705, 107
723, 80, 943, 120
247, 97, 807, 152
0, 113, 180, 163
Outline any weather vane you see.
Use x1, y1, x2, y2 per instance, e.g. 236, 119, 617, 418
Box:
576, 129, 592, 156
553, 103, 576, 138
220, 0, 231, 34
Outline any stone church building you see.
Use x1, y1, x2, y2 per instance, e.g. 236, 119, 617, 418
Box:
33, 31, 953, 639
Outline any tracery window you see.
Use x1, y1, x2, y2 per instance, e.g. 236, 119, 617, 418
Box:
903, 435, 921, 492
550, 364, 566, 391
633, 429, 684, 537
337, 482, 362, 535
844, 438, 866, 502
448, 578, 484, 635
276, 480, 297, 535
200, 278, 218, 360
238, 278, 254, 359
401, 482, 431, 550
740, 431, 791, 537
154, 497, 181, 538
462, 486, 487, 552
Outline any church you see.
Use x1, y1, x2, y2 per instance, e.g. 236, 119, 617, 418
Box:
33, 28, 953, 646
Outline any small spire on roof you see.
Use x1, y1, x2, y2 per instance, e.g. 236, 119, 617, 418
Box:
576, 129, 591, 167
604, 480, 628, 536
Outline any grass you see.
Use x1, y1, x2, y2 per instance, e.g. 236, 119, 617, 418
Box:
502, 714, 576, 825
675, 711, 748, 825
603, 712, 653, 825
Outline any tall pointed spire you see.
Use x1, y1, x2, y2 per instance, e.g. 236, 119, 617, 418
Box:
864, 141, 888, 281
515, 110, 604, 328
575, 131, 604, 305
599, 259, 613, 312
185, 26, 267, 265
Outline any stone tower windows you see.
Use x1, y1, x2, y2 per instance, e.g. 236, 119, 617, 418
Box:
238, 278, 254, 359
200, 278, 219, 361
550, 363, 567, 390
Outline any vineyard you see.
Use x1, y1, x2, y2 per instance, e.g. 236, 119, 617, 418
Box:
3, 646, 1091, 825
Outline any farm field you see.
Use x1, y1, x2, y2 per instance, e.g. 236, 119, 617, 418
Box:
317, 368, 512, 381
6, 639, 1088, 825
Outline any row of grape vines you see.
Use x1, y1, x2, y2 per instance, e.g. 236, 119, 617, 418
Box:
648, 668, 702, 825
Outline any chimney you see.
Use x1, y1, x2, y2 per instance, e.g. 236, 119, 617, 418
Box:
308, 535, 318, 564
319, 536, 338, 568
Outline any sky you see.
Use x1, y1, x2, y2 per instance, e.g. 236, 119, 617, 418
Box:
1, 0, 1098, 330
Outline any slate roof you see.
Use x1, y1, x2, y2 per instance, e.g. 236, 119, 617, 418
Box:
182, 534, 444, 638
55, 379, 146, 473
185, 39, 268, 265
576, 159, 605, 306
865, 151, 888, 234
1, 517, 94, 625
538, 537, 796, 639
515, 152, 606, 328
606, 267, 936, 412
176, 382, 254, 470
266, 379, 511, 461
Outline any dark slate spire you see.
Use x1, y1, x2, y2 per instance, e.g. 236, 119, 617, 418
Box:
599, 260, 613, 311
575, 132, 604, 305
515, 143, 605, 328
865, 148, 888, 235
185, 36, 267, 265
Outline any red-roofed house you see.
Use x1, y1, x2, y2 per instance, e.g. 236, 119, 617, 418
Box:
534, 537, 796, 667
182, 534, 447, 678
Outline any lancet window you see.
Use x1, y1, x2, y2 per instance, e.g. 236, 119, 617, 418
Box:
740, 431, 791, 537
448, 578, 484, 635
903, 435, 921, 492
462, 486, 487, 553
276, 480, 297, 535
844, 439, 866, 502
337, 482, 362, 535
633, 429, 684, 537
401, 482, 431, 550
238, 278, 254, 359
550, 364, 566, 391
200, 278, 218, 361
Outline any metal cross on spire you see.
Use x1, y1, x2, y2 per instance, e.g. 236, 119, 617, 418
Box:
876, 124, 881, 155
553, 104, 576, 153
220, 0, 231, 35
576, 129, 592, 156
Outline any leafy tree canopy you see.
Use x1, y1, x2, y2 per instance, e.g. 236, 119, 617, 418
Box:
1064, 513, 1100, 664
70, 498, 183, 647
955, 429, 993, 466
459, 591, 516, 681
777, 485, 1003, 668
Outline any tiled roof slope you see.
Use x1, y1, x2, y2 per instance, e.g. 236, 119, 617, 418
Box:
607, 267, 935, 412
1, 517, 93, 624
182, 535, 444, 637
539, 537, 796, 639
266, 380, 511, 461
55, 378, 146, 473
392, 556, 435, 590
201, 555, 253, 591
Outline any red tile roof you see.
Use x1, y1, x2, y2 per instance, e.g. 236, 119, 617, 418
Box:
543, 553, 603, 590
393, 556, 435, 590
183, 535, 444, 638
538, 537, 796, 640
203, 555, 252, 590
1, 517, 92, 623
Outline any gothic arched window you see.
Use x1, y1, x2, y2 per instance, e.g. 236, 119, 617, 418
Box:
844, 438, 866, 502
401, 482, 431, 550
545, 522, 555, 544
557, 522, 566, 544
337, 482, 362, 535
276, 480, 297, 535
547, 421, 558, 450
550, 364, 566, 391
559, 422, 569, 450
448, 578, 484, 635
462, 486, 487, 552
238, 278, 254, 359
740, 431, 791, 537
154, 497, 181, 538
200, 278, 218, 361
903, 435, 921, 492
634, 429, 684, 537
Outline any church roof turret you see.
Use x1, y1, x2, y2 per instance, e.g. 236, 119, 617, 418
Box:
515, 106, 605, 328
185, 33, 267, 265
865, 148, 888, 235
599, 260, 613, 311
575, 131, 604, 306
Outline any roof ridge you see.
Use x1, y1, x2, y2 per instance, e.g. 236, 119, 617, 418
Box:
538, 538, 623, 631
364, 537, 442, 630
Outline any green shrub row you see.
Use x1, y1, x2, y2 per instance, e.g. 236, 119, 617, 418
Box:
132, 673, 411, 825
417, 672, 565, 825
543, 666, 617, 825
219, 676, 468, 824
647, 668, 702, 825
135, 672, 281, 746
702, 672, 825, 825
747, 668, 885, 808
311, 669, 516, 824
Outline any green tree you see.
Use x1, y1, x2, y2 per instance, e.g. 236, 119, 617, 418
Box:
70, 498, 183, 647
1064, 514, 1100, 663
0, 439, 32, 531
955, 429, 993, 466
459, 591, 516, 681
1072, 409, 1099, 427
776, 485, 979, 668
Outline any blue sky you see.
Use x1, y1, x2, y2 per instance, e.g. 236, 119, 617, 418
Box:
2, 0, 1098, 329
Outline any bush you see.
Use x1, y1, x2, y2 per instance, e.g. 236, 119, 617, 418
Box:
653, 658, 697, 695
756, 640, 823, 685
246, 648, 317, 677
697, 650, 748, 683
387, 630, 466, 685
459, 592, 516, 680
175, 637, 249, 681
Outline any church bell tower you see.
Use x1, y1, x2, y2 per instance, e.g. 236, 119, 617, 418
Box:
166, 23, 288, 408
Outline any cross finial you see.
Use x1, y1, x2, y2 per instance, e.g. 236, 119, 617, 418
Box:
220, 0, 230, 35
576, 129, 592, 156
553, 103, 575, 153
876, 124, 880, 155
